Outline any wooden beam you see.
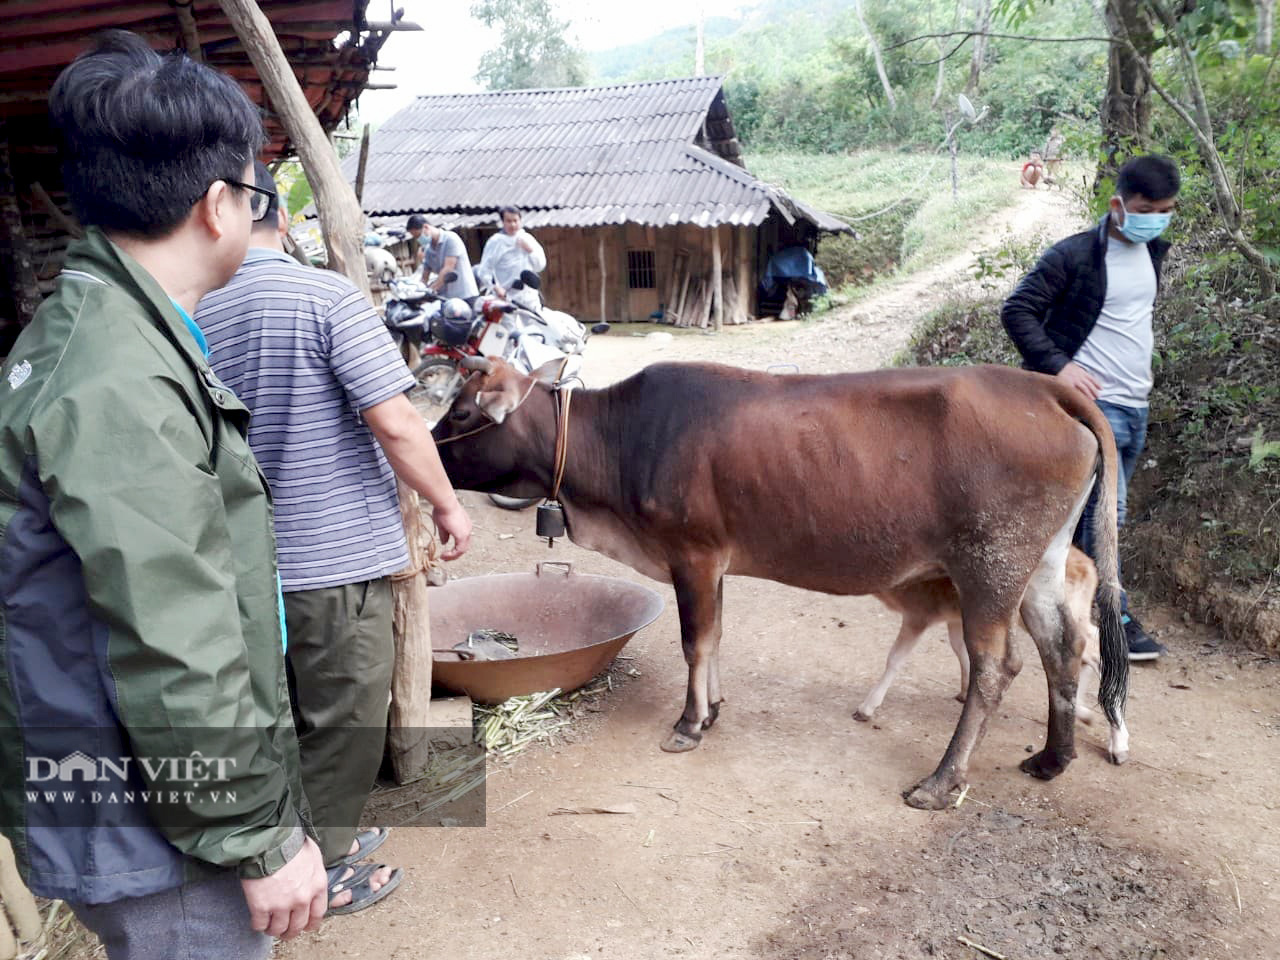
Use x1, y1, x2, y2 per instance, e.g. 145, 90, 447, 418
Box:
736, 225, 752, 322
354, 122, 371, 205
218, 0, 435, 783
216, 0, 369, 299
0, 134, 42, 329
30, 182, 83, 240
173, 0, 204, 63
597, 231, 607, 325
711, 226, 723, 332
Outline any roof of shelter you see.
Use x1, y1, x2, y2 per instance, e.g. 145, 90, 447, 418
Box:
349, 76, 851, 233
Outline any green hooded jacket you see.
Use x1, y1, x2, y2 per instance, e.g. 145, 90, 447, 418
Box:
0, 228, 307, 904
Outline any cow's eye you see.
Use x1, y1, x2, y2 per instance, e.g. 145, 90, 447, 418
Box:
451, 408, 470, 421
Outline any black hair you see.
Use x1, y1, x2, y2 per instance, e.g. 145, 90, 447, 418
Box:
406, 214, 427, 230
251, 160, 281, 228
49, 30, 265, 238
498, 205, 522, 219
1116, 155, 1180, 202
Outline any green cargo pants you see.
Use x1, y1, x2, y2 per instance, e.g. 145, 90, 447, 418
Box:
283, 577, 394, 866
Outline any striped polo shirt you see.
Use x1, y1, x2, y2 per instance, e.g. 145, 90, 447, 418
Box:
196, 248, 415, 591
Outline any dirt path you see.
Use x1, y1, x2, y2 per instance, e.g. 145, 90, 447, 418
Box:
283, 186, 1280, 960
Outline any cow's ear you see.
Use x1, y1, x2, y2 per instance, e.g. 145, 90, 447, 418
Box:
532, 359, 562, 383
475, 385, 519, 424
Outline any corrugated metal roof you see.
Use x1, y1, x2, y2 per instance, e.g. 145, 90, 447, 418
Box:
349, 77, 852, 233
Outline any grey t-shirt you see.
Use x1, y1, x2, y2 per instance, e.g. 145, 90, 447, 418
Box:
421, 230, 479, 300
1073, 238, 1156, 408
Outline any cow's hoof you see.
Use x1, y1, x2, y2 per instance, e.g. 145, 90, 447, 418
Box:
1107, 749, 1129, 766
1076, 708, 1097, 727
954, 692, 967, 704
1019, 748, 1072, 781
701, 700, 723, 730
660, 730, 702, 753
902, 781, 952, 811
853, 707, 874, 722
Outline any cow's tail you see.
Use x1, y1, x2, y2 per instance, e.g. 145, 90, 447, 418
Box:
1075, 401, 1129, 728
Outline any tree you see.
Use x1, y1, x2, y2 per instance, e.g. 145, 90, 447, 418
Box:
854, 0, 898, 109
471, 0, 587, 90
965, 0, 995, 93
1122, 0, 1277, 296
1099, 0, 1160, 170
1258, 0, 1276, 53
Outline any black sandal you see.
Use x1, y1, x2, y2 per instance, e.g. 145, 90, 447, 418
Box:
326, 861, 403, 916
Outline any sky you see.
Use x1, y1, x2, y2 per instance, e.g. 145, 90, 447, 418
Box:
356, 0, 753, 124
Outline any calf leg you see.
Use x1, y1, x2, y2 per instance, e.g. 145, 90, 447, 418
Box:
903, 615, 1021, 810
661, 564, 725, 753
947, 620, 969, 703
855, 614, 931, 721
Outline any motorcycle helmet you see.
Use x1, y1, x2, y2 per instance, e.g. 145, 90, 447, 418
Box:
430, 298, 475, 347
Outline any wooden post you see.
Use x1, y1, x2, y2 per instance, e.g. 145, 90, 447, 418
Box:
174, 1, 204, 62
735, 226, 752, 323
0, 133, 41, 329
0, 835, 41, 951
711, 225, 723, 332
354, 122, 371, 206
219, 0, 432, 783
597, 231, 607, 325
217, 0, 371, 301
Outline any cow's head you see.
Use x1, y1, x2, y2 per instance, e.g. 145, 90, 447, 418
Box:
431, 356, 559, 497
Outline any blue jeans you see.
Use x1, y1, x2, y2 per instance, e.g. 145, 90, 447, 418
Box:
1075, 400, 1148, 614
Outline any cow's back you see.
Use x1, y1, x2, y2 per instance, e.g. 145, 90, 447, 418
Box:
605, 363, 1098, 594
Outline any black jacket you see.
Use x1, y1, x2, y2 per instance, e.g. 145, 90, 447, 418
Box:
1001, 214, 1170, 374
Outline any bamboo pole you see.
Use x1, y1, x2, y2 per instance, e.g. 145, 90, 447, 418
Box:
711, 226, 723, 332
735, 226, 752, 323
354, 122, 371, 206
0, 835, 41, 950
218, 0, 433, 782
216, 0, 371, 301
597, 232, 607, 325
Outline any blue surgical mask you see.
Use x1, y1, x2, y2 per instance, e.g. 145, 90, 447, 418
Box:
1116, 198, 1173, 244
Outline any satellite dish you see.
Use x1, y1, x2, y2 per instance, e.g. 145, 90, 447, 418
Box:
957, 93, 977, 121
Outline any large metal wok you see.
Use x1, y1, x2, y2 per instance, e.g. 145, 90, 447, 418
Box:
431, 562, 664, 704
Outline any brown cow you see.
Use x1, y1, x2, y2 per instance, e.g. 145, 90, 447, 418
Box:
432, 358, 1128, 809
855, 546, 1129, 765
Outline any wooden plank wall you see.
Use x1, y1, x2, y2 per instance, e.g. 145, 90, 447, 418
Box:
494, 223, 763, 326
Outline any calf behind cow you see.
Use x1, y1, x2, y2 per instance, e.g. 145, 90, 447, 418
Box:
433, 359, 1129, 809
856, 545, 1129, 765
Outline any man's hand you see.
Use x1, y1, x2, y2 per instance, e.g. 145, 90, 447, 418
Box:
241, 837, 327, 940
1056, 362, 1102, 401
494, 283, 507, 299
433, 498, 473, 560
515, 230, 535, 253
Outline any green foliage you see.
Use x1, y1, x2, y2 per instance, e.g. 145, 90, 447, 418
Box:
589, 0, 1108, 157
749, 150, 1018, 293
471, 0, 586, 90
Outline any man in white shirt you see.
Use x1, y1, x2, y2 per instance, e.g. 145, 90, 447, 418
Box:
477, 206, 546, 308
1002, 154, 1181, 661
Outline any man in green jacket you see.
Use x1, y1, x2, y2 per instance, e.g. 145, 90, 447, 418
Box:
0, 32, 326, 959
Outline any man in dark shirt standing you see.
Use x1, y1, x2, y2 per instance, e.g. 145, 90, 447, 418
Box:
1002, 154, 1180, 661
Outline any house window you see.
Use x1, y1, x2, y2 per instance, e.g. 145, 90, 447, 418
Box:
627, 249, 656, 289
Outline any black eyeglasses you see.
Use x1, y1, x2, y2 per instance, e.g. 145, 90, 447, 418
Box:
223, 179, 276, 222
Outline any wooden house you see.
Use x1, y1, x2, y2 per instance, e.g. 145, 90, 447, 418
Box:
350, 77, 852, 326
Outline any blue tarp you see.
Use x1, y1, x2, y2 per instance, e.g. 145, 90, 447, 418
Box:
761, 246, 828, 297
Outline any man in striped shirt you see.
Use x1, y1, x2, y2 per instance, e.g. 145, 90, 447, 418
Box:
197, 163, 472, 916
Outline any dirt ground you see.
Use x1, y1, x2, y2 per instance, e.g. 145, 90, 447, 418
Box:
283, 187, 1280, 960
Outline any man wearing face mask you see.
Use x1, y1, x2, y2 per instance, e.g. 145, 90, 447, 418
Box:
1002, 154, 1180, 662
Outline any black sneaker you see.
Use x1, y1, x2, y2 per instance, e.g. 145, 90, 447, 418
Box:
1124, 615, 1167, 661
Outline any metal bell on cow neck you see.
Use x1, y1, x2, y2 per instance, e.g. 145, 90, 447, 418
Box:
536, 500, 567, 546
